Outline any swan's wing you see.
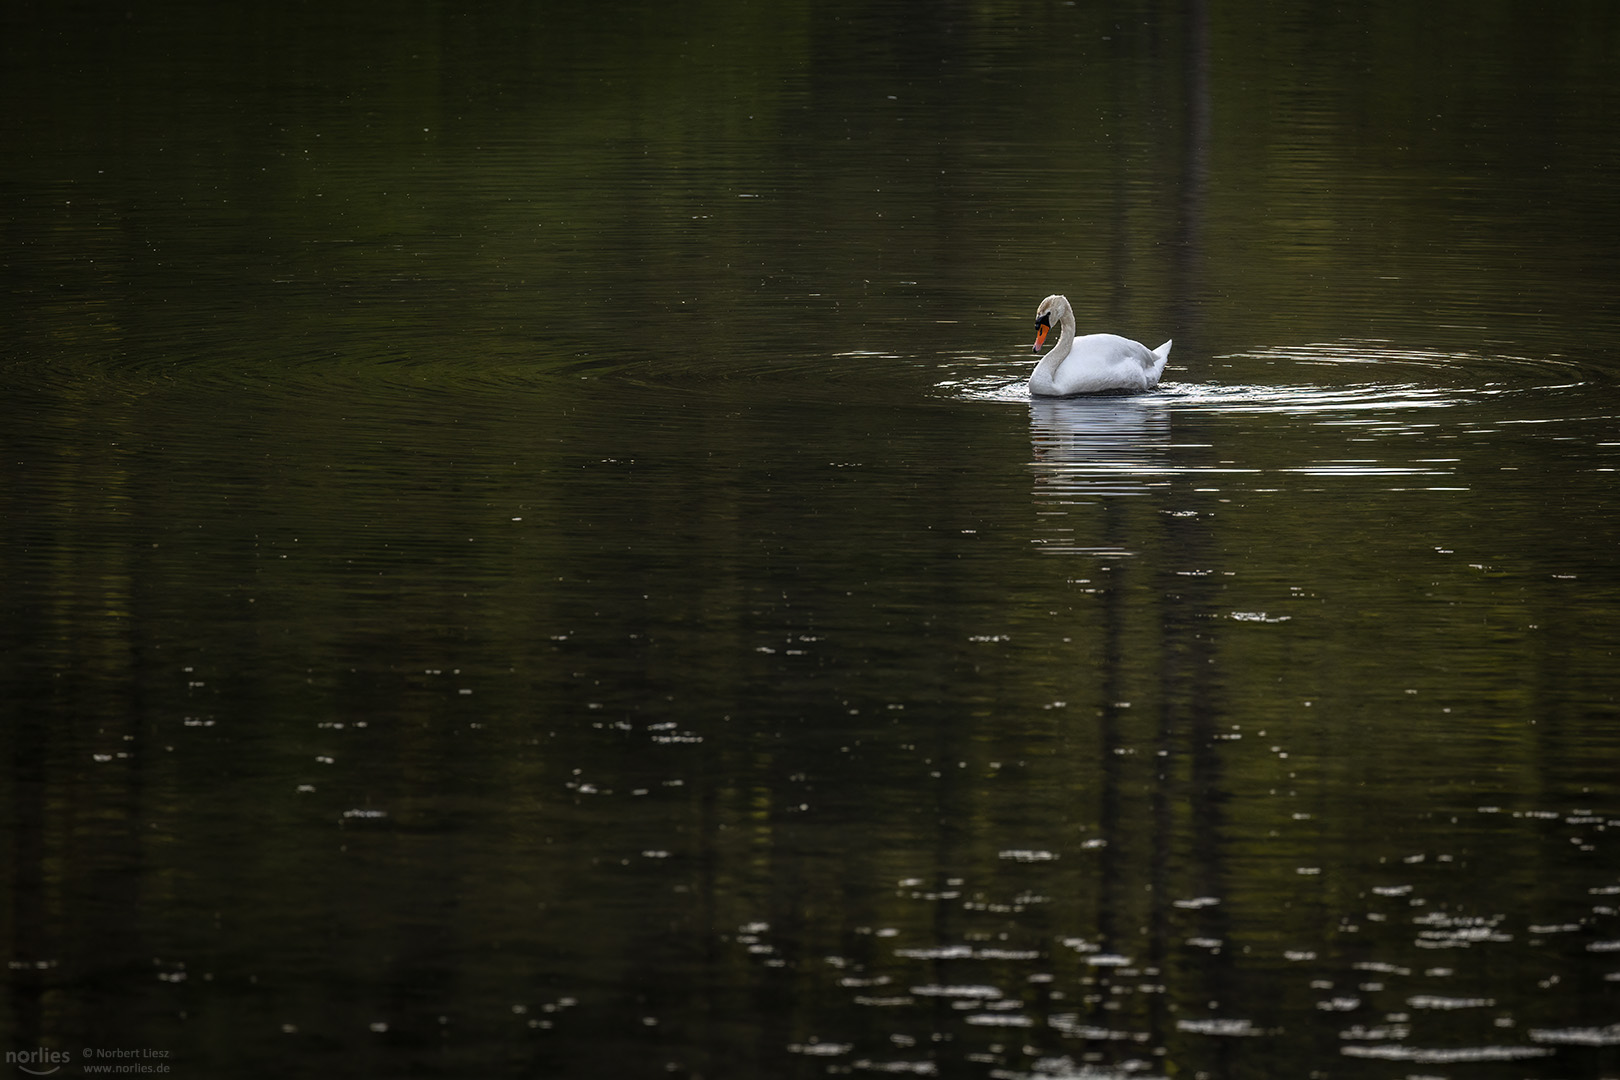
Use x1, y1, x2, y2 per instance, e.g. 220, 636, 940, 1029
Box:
1053, 334, 1162, 393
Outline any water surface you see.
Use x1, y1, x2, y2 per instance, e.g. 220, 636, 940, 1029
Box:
3, 1, 1620, 1077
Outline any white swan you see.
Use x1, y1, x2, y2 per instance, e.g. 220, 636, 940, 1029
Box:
1028, 294, 1172, 396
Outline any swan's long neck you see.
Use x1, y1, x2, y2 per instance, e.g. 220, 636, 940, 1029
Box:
1035, 305, 1078, 382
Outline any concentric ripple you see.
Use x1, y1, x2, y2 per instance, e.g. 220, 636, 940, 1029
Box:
939, 339, 1599, 418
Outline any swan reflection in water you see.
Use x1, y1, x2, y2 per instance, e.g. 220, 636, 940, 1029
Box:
1028, 395, 1173, 558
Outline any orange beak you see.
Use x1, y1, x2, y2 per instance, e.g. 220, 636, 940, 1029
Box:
1032, 324, 1049, 353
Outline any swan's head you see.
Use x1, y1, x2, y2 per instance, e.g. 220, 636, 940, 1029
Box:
1032, 294, 1070, 353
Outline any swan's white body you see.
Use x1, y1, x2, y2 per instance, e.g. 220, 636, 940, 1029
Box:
1029, 294, 1171, 396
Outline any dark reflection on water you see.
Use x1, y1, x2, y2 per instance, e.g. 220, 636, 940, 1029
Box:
4, 0, 1620, 1077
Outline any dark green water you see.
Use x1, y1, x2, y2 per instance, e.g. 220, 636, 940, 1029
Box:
4, 2, 1620, 1077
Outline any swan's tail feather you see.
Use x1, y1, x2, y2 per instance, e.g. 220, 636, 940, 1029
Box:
1148, 339, 1172, 384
